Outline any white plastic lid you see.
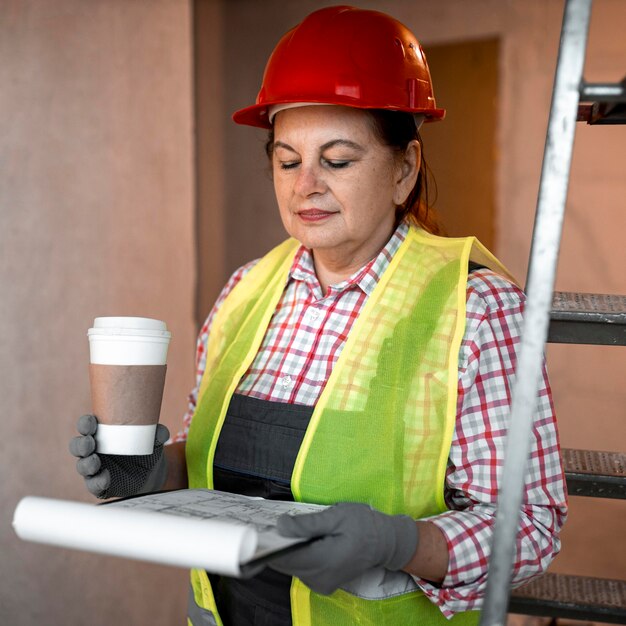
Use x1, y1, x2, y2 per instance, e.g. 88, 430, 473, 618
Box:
93, 317, 167, 331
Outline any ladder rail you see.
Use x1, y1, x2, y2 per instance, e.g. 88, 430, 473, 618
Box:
479, 1, 594, 624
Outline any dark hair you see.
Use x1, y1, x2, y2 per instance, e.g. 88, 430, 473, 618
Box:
265, 109, 442, 235
366, 110, 441, 235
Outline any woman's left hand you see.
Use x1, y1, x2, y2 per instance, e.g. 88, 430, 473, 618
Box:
270, 502, 419, 595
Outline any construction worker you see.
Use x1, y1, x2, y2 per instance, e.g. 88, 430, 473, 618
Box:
70, 6, 567, 625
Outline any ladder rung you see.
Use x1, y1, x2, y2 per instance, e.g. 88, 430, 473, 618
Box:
580, 80, 626, 103
548, 292, 626, 345
509, 573, 626, 623
562, 448, 626, 499
578, 78, 626, 124
577, 101, 626, 124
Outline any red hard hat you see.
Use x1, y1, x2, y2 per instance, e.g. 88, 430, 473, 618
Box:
232, 5, 445, 129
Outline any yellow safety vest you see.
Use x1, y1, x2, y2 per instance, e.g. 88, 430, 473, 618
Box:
186, 226, 513, 626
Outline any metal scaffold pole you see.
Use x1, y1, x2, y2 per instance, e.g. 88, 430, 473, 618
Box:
478, 1, 593, 625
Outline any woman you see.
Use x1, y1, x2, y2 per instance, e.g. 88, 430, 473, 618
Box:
71, 6, 567, 625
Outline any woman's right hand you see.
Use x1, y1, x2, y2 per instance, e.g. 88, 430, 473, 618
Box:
69, 414, 169, 499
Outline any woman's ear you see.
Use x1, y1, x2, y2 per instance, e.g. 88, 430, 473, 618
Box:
393, 140, 421, 206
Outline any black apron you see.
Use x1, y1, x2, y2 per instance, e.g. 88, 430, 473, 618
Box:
211, 393, 313, 626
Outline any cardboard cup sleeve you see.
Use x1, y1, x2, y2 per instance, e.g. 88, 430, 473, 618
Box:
89, 364, 167, 426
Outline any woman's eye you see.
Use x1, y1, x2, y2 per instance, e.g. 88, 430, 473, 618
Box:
279, 161, 300, 170
324, 159, 350, 169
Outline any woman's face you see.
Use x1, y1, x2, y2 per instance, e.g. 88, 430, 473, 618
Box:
271, 106, 418, 266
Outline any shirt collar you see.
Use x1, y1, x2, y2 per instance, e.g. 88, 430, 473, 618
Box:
289, 222, 409, 298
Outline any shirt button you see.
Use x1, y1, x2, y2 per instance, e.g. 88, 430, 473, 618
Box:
309, 308, 320, 320
281, 375, 293, 388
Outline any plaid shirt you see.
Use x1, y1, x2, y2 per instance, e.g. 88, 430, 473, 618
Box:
175, 223, 567, 616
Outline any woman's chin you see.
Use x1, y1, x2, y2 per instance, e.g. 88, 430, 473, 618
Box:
287, 225, 344, 253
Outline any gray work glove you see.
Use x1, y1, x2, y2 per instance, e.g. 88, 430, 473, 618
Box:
69, 414, 169, 499
270, 502, 418, 595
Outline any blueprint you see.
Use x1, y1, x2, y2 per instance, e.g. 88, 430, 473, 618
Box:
110, 489, 326, 558
13, 489, 326, 577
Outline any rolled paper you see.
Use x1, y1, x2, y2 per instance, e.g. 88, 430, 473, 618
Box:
13, 496, 257, 577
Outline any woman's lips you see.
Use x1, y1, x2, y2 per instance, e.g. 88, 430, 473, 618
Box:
296, 209, 336, 222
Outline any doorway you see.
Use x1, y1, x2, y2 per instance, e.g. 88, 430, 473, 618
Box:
420, 38, 499, 249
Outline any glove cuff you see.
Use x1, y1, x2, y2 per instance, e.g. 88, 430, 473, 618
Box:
384, 514, 419, 571
99, 441, 168, 499
139, 452, 168, 494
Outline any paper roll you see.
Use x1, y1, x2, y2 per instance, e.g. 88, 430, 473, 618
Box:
13, 497, 258, 577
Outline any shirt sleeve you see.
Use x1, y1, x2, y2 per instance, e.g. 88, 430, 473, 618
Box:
413, 270, 568, 617
172, 260, 259, 443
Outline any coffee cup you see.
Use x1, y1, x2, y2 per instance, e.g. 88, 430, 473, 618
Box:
87, 317, 171, 455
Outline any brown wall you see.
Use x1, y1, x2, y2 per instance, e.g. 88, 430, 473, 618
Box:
1, 1, 196, 623
421, 38, 498, 247
193, 0, 226, 326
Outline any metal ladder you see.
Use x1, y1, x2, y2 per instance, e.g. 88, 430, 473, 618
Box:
479, 0, 626, 624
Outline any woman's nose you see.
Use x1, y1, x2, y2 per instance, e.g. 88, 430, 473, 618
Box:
293, 164, 326, 197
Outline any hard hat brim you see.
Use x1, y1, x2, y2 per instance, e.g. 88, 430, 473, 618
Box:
232, 100, 446, 129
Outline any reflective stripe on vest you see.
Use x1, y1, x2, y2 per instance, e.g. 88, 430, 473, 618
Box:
186, 226, 513, 625
187, 583, 219, 626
